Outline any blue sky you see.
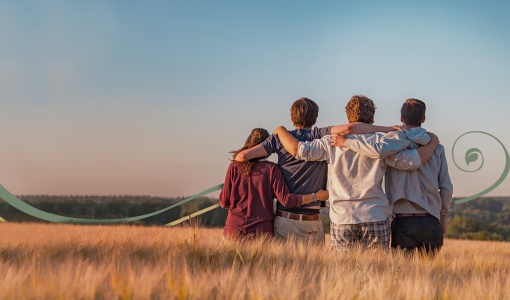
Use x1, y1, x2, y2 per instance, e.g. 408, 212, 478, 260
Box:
0, 1, 509, 197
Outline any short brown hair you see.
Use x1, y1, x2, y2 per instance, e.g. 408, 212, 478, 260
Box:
290, 97, 319, 128
345, 95, 376, 123
401, 98, 426, 126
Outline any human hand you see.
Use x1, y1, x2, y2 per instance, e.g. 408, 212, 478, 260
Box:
315, 189, 329, 201
331, 134, 348, 147
273, 126, 287, 136
392, 125, 403, 131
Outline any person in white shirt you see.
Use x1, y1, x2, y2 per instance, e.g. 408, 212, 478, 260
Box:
332, 98, 453, 254
274, 95, 439, 250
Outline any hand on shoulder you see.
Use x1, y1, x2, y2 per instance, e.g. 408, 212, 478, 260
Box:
330, 133, 348, 147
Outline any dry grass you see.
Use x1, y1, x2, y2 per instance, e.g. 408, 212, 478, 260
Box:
1, 223, 509, 299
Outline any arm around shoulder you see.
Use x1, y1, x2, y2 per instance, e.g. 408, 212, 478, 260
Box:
416, 132, 440, 165
330, 122, 397, 135
234, 144, 268, 162
274, 126, 299, 156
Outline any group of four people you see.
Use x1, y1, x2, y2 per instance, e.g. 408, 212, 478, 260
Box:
219, 95, 453, 254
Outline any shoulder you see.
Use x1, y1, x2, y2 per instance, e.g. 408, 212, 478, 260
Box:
258, 160, 276, 166
261, 134, 279, 152
256, 160, 278, 169
262, 134, 278, 144
301, 135, 331, 145
257, 160, 281, 174
385, 130, 406, 139
312, 126, 331, 138
349, 132, 382, 141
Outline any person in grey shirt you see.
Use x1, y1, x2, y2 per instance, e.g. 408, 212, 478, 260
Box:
333, 98, 453, 254
274, 95, 439, 250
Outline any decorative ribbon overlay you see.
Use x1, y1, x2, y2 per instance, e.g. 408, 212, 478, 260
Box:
0, 183, 223, 226
0, 131, 508, 224
452, 131, 509, 204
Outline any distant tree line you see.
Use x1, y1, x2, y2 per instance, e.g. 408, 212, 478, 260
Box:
0, 195, 227, 227
1, 196, 509, 241
446, 197, 510, 241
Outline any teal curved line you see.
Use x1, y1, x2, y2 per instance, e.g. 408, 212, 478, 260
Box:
0, 183, 223, 224
464, 148, 483, 171
452, 131, 510, 204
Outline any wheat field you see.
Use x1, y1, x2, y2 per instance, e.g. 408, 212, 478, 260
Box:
1, 223, 509, 299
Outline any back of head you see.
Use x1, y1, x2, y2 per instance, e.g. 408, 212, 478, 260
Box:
231, 128, 270, 175
401, 98, 426, 126
290, 97, 319, 128
242, 128, 270, 150
345, 95, 376, 123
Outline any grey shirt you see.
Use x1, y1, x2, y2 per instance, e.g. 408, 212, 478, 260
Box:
297, 133, 421, 224
345, 128, 454, 222
261, 127, 331, 212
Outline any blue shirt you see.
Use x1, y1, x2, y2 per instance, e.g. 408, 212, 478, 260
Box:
261, 127, 331, 212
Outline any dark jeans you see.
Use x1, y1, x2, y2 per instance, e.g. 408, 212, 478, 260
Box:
391, 215, 443, 254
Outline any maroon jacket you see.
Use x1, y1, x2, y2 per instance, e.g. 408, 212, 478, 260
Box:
219, 160, 303, 237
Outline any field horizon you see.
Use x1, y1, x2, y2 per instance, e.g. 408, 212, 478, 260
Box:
2, 223, 510, 299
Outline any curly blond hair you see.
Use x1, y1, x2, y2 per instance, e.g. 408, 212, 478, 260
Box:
345, 95, 376, 123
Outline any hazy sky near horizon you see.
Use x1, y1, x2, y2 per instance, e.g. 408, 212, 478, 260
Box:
1, 1, 509, 198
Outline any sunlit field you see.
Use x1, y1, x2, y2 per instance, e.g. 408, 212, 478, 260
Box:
1, 223, 509, 299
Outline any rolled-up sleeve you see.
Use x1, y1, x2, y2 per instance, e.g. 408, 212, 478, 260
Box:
385, 149, 422, 171
343, 132, 413, 159
296, 137, 331, 162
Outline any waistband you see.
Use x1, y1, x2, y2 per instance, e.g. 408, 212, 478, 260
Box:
394, 213, 431, 218
276, 210, 321, 221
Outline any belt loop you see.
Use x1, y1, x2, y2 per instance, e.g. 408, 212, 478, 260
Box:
286, 212, 291, 220
299, 214, 303, 221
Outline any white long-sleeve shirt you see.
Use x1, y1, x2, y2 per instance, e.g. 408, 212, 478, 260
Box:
296, 133, 421, 225
344, 128, 454, 222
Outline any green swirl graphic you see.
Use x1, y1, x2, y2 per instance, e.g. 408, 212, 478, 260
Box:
0, 183, 223, 224
452, 131, 510, 204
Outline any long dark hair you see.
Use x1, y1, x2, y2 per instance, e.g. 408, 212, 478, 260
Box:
231, 128, 270, 175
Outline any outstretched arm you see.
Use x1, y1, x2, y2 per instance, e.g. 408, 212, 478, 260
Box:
384, 132, 440, 171
416, 132, 439, 165
331, 131, 413, 159
331, 122, 399, 135
273, 126, 299, 156
234, 144, 269, 162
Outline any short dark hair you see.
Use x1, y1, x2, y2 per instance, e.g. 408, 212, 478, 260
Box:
290, 97, 319, 128
401, 98, 426, 126
345, 95, 376, 123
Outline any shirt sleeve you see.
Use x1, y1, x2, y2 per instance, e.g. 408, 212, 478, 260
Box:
437, 146, 454, 223
260, 134, 279, 154
384, 149, 422, 171
218, 163, 234, 208
313, 126, 332, 138
343, 132, 413, 159
296, 136, 331, 162
270, 164, 303, 208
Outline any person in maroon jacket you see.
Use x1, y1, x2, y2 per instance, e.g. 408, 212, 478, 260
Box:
219, 128, 329, 240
